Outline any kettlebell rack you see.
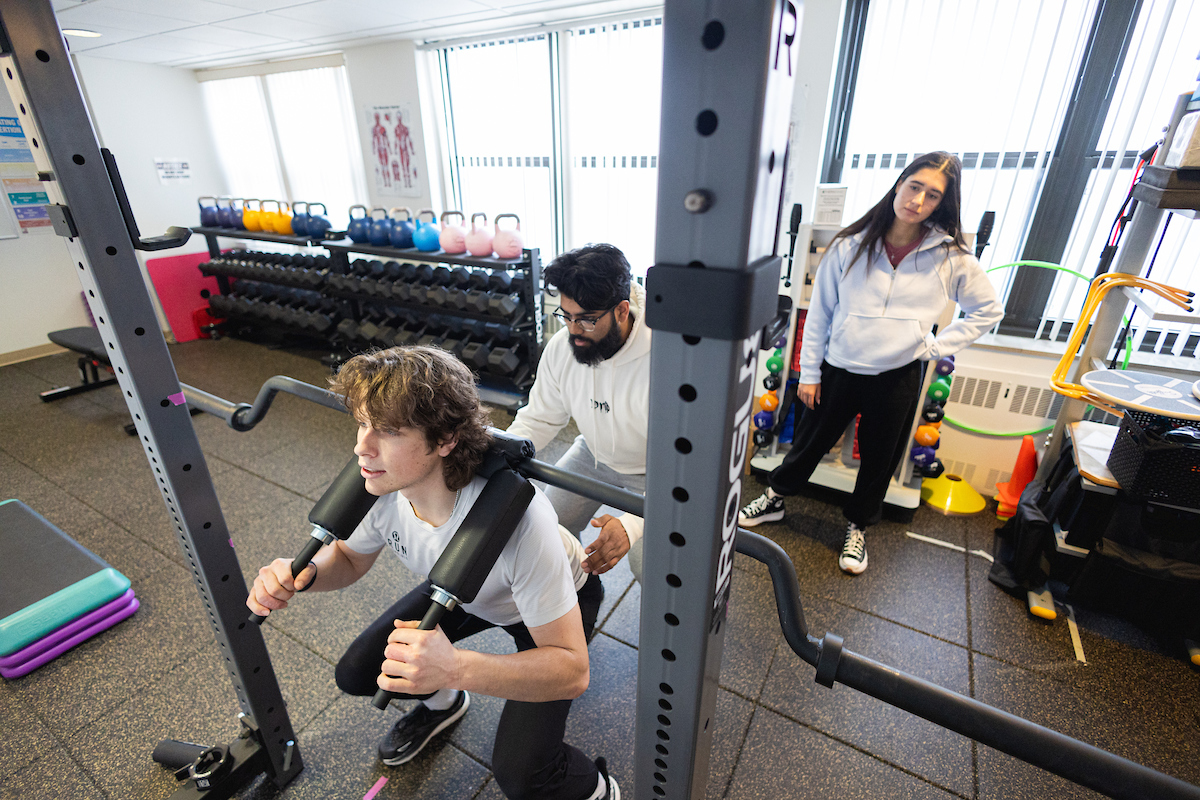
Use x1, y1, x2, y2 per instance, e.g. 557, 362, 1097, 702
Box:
191, 226, 544, 409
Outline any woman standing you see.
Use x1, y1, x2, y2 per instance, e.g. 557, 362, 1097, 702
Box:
739, 151, 1004, 575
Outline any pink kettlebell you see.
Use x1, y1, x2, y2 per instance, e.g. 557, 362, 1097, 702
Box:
493, 213, 524, 259
465, 212, 494, 257
439, 211, 467, 254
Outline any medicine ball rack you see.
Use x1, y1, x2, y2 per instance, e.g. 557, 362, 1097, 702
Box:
192, 226, 543, 409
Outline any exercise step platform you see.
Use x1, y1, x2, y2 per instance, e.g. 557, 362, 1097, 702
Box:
0, 499, 138, 679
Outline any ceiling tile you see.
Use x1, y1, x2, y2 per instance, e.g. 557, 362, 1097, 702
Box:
276, 0, 423, 28
103, 0, 255, 25
204, 0, 310, 11
55, 5, 190, 34
123, 33, 242, 57
213, 12, 337, 40
62, 25, 154, 50
79, 39, 196, 62
165, 24, 292, 48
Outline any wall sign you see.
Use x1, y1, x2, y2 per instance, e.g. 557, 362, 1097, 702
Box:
368, 104, 422, 198
0, 117, 47, 236
155, 157, 192, 184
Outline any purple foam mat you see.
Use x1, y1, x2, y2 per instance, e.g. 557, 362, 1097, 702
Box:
1, 591, 139, 680
0, 589, 136, 669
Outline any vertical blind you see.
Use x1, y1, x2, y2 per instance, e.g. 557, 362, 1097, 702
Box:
441, 36, 557, 260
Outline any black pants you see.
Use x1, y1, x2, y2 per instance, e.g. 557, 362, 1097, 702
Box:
769, 360, 922, 528
335, 574, 605, 800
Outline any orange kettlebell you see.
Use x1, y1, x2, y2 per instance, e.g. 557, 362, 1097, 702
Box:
241, 199, 262, 231
260, 199, 280, 233
272, 201, 294, 235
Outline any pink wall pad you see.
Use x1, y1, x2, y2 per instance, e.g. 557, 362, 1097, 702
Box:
1, 594, 139, 679
145, 250, 221, 343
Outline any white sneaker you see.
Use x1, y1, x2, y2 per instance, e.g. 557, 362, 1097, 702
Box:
838, 524, 868, 574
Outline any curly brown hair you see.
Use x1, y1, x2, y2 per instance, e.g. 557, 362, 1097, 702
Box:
329, 346, 493, 491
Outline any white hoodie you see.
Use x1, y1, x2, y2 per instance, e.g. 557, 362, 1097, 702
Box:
507, 282, 652, 544
799, 227, 1004, 384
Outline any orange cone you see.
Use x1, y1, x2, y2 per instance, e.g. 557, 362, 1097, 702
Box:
995, 435, 1039, 515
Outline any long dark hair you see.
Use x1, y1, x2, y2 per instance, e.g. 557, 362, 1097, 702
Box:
832, 151, 969, 271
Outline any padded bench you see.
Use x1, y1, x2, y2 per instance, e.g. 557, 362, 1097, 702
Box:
40, 326, 117, 402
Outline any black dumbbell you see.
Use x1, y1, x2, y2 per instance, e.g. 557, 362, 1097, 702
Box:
486, 340, 525, 376
456, 322, 506, 371
391, 322, 423, 346
487, 271, 515, 292
487, 292, 525, 321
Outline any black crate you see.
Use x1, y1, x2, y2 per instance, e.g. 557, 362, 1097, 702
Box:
1106, 409, 1200, 506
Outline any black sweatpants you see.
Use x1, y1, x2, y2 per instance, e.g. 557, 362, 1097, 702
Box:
769, 360, 923, 528
335, 574, 605, 800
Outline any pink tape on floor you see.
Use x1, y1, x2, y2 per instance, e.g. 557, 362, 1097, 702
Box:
363, 776, 388, 800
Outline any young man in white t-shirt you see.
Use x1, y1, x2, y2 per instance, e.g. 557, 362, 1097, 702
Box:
247, 346, 617, 800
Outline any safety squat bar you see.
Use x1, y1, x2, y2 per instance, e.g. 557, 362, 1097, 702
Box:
184, 376, 1200, 800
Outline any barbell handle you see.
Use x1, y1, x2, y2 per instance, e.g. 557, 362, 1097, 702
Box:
371, 600, 449, 709
248, 535, 324, 625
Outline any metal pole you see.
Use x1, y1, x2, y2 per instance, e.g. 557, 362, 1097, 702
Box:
639, 2, 798, 797
0, 1, 301, 788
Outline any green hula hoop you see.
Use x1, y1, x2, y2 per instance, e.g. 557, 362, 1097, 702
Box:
937, 260, 1124, 437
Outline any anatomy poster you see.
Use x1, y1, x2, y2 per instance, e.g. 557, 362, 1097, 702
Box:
368, 104, 422, 198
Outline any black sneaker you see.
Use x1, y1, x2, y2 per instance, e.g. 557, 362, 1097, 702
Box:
838, 523, 868, 575
378, 691, 470, 766
738, 492, 785, 526
596, 757, 620, 800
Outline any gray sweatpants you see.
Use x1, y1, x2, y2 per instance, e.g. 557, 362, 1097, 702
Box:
543, 435, 646, 582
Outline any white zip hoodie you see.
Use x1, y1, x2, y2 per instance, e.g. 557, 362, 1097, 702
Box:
799, 227, 1004, 384
507, 282, 652, 546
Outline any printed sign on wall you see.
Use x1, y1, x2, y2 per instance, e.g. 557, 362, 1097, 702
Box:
368, 104, 422, 198
155, 157, 192, 184
0, 117, 48, 237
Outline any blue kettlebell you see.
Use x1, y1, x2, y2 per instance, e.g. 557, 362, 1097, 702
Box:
198, 196, 218, 227
368, 207, 393, 247
215, 197, 234, 228
347, 204, 370, 244
412, 208, 440, 251
290, 201, 310, 237
389, 207, 415, 248
306, 202, 331, 240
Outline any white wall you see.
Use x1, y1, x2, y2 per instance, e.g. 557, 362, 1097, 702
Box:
0, 84, 86, 358
0, 55, 226, 360
342, 40, 436, 216
75, 56, 226, 258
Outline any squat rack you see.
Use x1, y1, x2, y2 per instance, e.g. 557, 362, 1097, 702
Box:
3, 0, 1200, 798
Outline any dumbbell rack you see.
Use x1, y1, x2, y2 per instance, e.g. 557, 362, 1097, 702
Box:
191, 226, 543, 410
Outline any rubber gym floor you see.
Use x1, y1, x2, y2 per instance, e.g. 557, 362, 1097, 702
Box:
2, 336, 1198, 800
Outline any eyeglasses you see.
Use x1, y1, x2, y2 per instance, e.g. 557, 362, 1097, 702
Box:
552, 305, 615, 333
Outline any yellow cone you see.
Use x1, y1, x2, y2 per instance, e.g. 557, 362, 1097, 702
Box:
921, 473, 986, 515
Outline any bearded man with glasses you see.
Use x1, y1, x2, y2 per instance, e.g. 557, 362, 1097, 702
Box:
507, 243, 652, 582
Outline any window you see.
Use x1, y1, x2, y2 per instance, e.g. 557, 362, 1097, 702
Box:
199, 62, 368, 231
441, 36, 557, 261
561, 20, 663, 274
823, 0, 1200, 366
438, 17, 664, 277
